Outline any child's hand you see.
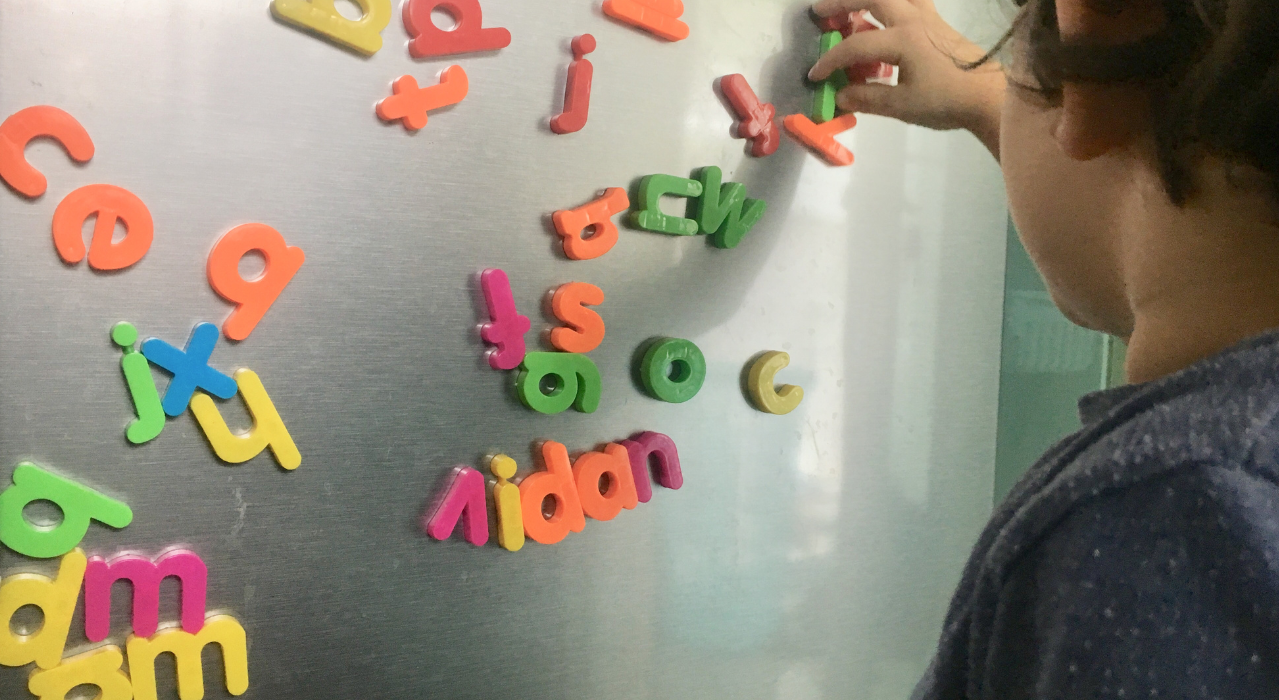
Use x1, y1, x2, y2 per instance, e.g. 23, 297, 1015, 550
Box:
808, 0, 1006, 156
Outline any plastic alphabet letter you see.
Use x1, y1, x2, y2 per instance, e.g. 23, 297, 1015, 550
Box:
27, 645, 133, 700
550, 282, 605, 354
602, 0, 689, 41
423, 466, 488, 546
818, 10, 893, 82
619, 431, 683, 503
639, 337, 706, 403
403, 0, 511, 58
376, 66, 469, 131
629, 174, 703, 236
0, 105, 93, 199
0, 465, 132, 559
490, 454, 524, 552
189, 369, 302, 470
783, 112, 858, 166
270, 0, 391, 55
516, 352, 602, 414
720, 74, 778, 157
749, 351, 804, 414
813, 31, 848, 123
51, 184, 153, 270
207, 222, 306, 342
112, 322, 165, 445
694, 166, 767, 249
0, 549, 86, 669
572, 443, 639, 522
479, 268, 531, 370
126, 614, 249, 700
84, 550, 208, 643
552, 187, 629, 260
550, 34, 596, 135
141, 322, 237, 417
518, 441, 585, 545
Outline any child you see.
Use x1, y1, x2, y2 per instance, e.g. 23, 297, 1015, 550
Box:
809, 0, 1279, 696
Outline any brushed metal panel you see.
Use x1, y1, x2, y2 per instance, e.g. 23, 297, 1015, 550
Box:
0, 1, 1008, 698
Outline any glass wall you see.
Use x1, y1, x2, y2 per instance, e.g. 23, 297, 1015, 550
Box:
994, 221, 1126, 504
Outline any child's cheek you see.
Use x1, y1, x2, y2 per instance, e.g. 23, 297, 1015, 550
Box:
1001, 86, 1135, 336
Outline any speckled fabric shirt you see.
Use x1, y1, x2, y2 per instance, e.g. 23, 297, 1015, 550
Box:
912, 331, 1279, 699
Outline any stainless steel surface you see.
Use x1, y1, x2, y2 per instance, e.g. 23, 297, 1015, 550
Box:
0, 1, 1008, 697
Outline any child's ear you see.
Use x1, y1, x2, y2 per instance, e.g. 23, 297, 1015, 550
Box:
1053, 0, 1163, 161
1055, 83, 1147, 161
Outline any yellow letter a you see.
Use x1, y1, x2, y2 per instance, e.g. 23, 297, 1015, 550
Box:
270, 0, 391, 55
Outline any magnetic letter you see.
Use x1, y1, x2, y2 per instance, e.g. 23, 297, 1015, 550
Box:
519, 441, 585, 545
638, 337, 706, 403
189, 368, 302, 470
126, 614, 250, 700
112, 322, 164, 445
550, 34, 596, 135
27, 645, 132, 700
141, 322, 237, 417
720, 74, 778, 157
207, 223, 306, 342
479, 268, 530, 370
490, 454, 523, 552
550, 282, 605, 354
403, 0, 511, 58
602, 0, 689, 42
783, 112, 858, 166
0, 105, 93, 199
813, 31, 848, 123
84, 550, 208, 642
51, 184, 153, 271
573, 443, 639, 522
270, 0, 392, 55
619, 431, 683, 503
552, 187, 629, 260
629, 174, 703, 236
423, 466, 488, 546
0, 550, 86, 669
0, 465, 132, 559
376, 66, 469, 131
694, 166, 766, 249
515, 352, 602, 414
748, 351, 804, 415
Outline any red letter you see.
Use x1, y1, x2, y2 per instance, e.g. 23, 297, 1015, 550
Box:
403, 0, 511, 58
550, 35, 596, 135
0, 106, 93, 199
207, 223, 305, 341
51, 184, 153, 271
720, 74, 779, 157
550, 282, 605, 354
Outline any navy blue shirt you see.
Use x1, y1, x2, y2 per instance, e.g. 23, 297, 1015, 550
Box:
913, 331, 1279, 699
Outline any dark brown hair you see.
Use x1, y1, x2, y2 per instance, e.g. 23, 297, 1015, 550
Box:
991, 0, 1279, 204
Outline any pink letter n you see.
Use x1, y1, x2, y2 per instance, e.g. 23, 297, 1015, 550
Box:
84, 549, 208, 642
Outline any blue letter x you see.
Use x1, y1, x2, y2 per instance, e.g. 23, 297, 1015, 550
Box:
141, 322, 238, 416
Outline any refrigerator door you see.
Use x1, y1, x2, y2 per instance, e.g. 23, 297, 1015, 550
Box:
0, 1, 1007, 698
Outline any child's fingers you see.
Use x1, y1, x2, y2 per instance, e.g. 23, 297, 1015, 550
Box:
835, 84, 898, 117
811, 0, 912, 26
808, 29, 904, 81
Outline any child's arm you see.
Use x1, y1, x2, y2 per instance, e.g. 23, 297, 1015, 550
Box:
807, 0, 1006, 159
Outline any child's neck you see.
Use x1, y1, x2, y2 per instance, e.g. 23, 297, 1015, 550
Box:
1123, 161, 1279, 383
